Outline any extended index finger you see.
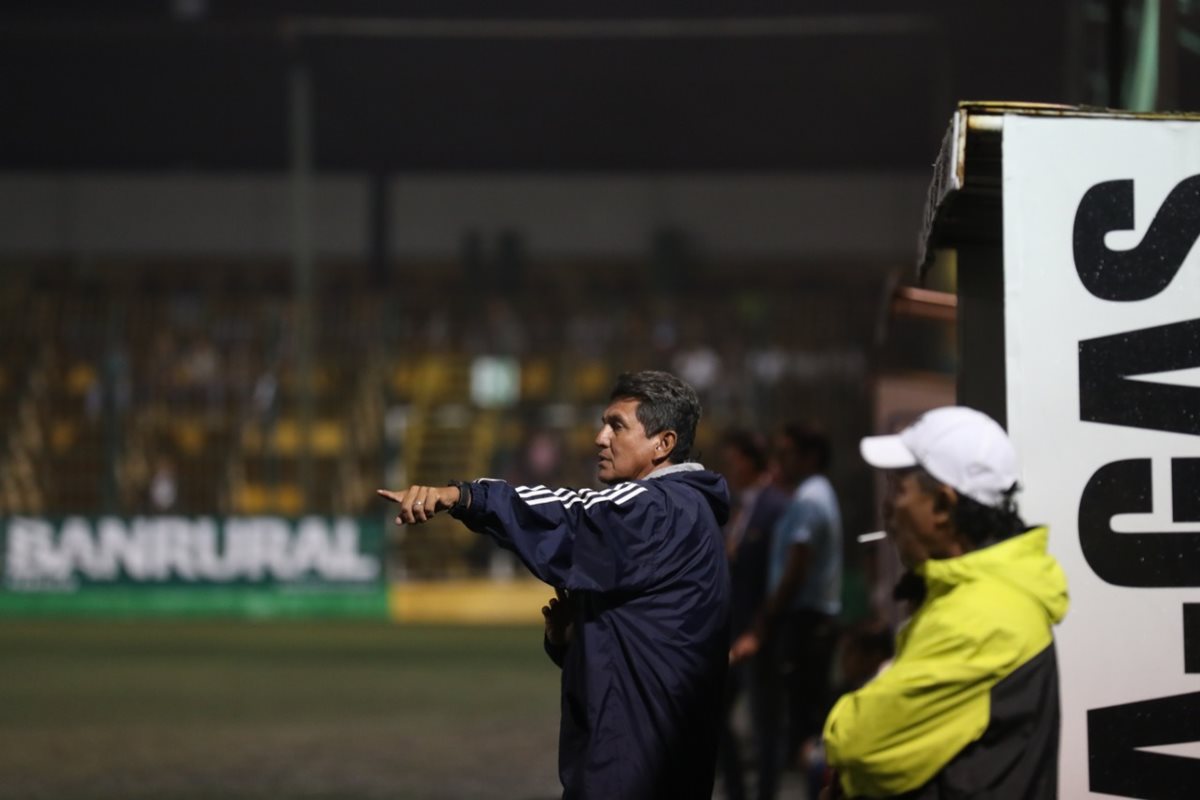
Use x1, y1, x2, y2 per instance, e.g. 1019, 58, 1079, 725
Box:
376, 489, 403, 503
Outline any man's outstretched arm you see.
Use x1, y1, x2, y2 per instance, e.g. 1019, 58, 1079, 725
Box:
378, 479, 665, 592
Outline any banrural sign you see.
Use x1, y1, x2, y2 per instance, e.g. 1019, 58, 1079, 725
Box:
2, 516, 381, 590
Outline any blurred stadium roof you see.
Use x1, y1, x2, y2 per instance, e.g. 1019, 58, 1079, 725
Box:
1, 1, 1074, 172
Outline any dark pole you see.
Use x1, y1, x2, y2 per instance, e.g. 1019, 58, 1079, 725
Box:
290, 60, 315, 511
1158, 0, 1179, 109
1107, 0, 1127, 107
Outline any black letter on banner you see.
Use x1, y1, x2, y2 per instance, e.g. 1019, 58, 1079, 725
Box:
1079, 318, 1200, 436
1181, 459, 1200, 673
1174, 457, 1200, 524
1089, 691, 1200, 799
1074, 174, 1200, 301
1185, 605, 1200, 674
1079, 459, 1200, 586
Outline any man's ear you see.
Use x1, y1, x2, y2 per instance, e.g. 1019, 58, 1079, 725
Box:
932, 485, 957, 525
656, 430, 678, 461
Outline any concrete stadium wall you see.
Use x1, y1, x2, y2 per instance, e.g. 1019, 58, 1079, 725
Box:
0, 172, 927, 262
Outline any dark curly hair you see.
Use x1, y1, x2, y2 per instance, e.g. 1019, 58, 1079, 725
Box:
720, 428, 769, 473
780, 424, 832, 472
914, 467, 1026, 548
610, 371, 701, 463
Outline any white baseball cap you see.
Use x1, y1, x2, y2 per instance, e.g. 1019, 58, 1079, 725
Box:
859, 406, 1020, 508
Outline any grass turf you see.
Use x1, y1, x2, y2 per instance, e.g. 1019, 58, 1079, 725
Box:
0, 621, 562, 799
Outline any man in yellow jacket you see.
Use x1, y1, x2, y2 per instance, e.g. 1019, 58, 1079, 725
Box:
823, 406, 1069, 799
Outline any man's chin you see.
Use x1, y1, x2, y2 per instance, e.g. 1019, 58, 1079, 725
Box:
596, 465, 622, 485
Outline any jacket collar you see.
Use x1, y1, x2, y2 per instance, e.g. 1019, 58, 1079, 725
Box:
644, 462, 705, 480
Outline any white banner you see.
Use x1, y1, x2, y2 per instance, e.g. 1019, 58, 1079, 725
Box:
1003, 114, 1200, 798
1, 516, 381, 590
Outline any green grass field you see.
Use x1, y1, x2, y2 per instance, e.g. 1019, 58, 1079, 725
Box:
0, 621, 562, 799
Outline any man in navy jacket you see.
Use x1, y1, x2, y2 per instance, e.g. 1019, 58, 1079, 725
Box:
380, 371, 732, 799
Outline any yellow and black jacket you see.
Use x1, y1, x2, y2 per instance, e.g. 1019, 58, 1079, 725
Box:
824, 527, 1069, 798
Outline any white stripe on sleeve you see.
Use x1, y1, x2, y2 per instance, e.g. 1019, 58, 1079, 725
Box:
583, 482, 643, 509
611, 485, 647, 506
522, 481, 645, 509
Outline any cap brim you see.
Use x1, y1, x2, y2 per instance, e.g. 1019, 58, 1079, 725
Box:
860, 434, 918, 469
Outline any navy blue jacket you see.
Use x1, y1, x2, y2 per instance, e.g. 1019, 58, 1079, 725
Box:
451, 463, 732, 799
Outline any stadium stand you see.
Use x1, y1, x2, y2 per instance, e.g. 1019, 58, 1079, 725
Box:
0, 259, 889, 577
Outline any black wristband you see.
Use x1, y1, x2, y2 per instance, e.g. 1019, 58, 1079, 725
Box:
446, 480, 471, 513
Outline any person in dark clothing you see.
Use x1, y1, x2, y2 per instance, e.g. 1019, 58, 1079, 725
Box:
732, 425, 842, 781
380, 370, 732, 799
716, 429, 789, 800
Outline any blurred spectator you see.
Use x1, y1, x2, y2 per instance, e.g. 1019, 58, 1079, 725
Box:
833, 619, 895, 694
484, 297, 527, 355
225, 343, 255, 409
736, 425, 842, 775
424, 309, 452, 349
105, 342, 133, 416
251, 368, 278, 422
650, 318, 677, 354
747, 346, 787, 387
181, 335, 222, 412
523, 429, 564, 484
146, 331, 178, 408
672, 341, 721, 395
148, 456, 179, 511
567, 310, 616, 360
806, 620, 896, 799
86, 343, 132, 421
718, 429, 789, 800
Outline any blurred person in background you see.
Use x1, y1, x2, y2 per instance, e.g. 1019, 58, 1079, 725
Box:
805, 620, 896, 799
821, 407, 1068, 799
380, 370, 731, 799
830, 619, 896, 696
181, 334, 222, 414
717, 429, 789, 800
147, 455, 178, 512
731, 424, 842, 779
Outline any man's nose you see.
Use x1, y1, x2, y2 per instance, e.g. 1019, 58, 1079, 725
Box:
595, 426, 610, 448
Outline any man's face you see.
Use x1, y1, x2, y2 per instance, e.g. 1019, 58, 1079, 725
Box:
595, 398, 661, 484
882, 469, 958, 568
721, 446, 756, 492
771, 434, 814, 485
